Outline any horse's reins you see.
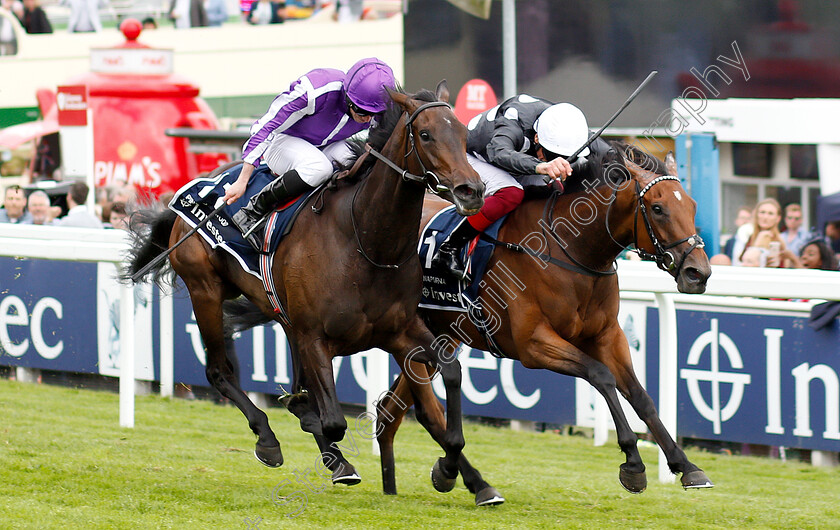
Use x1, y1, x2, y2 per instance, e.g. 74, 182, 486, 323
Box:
351, 100, 452, 269
492, 170, 704, 278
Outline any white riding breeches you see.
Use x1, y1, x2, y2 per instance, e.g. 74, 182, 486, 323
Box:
260, 134, 356, 186
467, 154, 522, 197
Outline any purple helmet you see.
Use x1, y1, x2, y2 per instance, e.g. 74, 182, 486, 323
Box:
344, 58, 397, 114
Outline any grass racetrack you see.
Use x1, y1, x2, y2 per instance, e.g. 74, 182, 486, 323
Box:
1, 378, 838, 529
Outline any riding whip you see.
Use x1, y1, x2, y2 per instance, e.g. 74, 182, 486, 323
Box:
544, 70, 658, 183
130, 201, 228, 282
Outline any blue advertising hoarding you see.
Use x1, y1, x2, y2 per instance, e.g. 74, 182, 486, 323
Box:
2, 256, 839, 452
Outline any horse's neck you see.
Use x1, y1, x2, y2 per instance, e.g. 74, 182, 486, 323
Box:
355, 131, 425, 258
535, 182, 639, 271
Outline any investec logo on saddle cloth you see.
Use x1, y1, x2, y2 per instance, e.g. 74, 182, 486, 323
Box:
418, 206, 503, 311
169, 163, 313, 278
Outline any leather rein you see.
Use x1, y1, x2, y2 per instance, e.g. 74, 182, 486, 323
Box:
487, 173, 704, 277
351, 100, 453, 269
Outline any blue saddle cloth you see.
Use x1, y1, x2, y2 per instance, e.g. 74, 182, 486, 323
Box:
169, 163, 315, 278
418, 206, 506, 311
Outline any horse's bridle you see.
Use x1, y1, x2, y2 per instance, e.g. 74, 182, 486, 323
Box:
352, 100, 453, 269
539, 171, 704, 277
630, 175, 705, 275
364, 101, 453, 195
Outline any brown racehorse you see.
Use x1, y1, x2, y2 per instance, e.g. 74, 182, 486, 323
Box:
373, 141, 714, 501
125, 84, 485, 491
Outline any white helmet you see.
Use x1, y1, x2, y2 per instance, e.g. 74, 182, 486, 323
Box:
534, 103, 590, 158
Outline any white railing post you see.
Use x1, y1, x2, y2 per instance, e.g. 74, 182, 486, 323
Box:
159, 285, 174, 398
655, 292, 678, 484
593, 396, 609, 446
119, 279, 136, 428
366, 348, 390, 455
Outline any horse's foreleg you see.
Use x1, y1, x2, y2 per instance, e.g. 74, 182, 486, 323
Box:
297, 338, 348, 443
191, 287, 282, 467
388, 319, 464, 494
524, 322, 646, 493
601, 327, 713, 489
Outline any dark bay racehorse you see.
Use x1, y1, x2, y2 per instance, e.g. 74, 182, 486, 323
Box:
126, 84, 485, 490
372, 142, 714, 500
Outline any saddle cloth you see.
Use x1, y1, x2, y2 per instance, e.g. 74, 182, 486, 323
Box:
169, 163, 314, 278
418, 205, 506, 312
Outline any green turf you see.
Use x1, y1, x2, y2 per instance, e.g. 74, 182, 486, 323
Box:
1, 378, 837, 529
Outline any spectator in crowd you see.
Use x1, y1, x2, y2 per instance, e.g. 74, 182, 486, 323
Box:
722, 205, 753, 259
19, 0, 52, 33
239, 0, 254, 21
141, 16, 157, 29
61, 0, 107, 32
824, 220, 840, 255
0, 185, 32, 223
2, 0, 23, 20
0, 0, 20, 55
25, 190, 58, 225
740, 246, 763, 267
732, 198, 785, 266
248, 0, 283, 24
709, 253, 732, 266
334, 0, 361, 22
205, 0, 226, 25
107, 201, 128, 229
779, 203, 811, 256
784, 239, 840, 271
169, 0, 206, 28
58, 181, 103, 228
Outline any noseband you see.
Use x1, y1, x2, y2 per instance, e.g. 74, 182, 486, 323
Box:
632, 175, 705, 275
364, 101, 452, 194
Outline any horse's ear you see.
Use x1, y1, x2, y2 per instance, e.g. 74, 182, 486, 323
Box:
387, 87, 415, 113
623, 157, 657, 185
664, 151, 678, 176
435, 80, 450, 103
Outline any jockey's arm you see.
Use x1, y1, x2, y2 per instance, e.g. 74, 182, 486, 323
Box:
224, 162, 255, 204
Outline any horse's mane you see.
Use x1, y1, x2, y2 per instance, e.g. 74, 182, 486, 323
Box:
561, 140, 667, 195
343, 87, 439, 177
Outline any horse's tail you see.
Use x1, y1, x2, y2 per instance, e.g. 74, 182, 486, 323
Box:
122, 207, 178, 286
222, 296, 273, 336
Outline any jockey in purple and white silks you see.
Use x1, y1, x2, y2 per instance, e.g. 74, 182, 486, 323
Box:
224, 57, 397, 250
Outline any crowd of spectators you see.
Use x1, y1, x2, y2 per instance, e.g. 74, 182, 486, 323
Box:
0, 180, 133, 229
0, 0, 385, 35
713, 199, 840, 272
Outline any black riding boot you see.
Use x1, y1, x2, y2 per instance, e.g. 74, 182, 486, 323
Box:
232, 169, 313, 251
431, 218, 481, 281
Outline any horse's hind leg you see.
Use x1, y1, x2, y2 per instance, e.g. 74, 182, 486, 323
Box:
378, 367, 504, 506
183, 274, 282, 467
599, 327, 713, 489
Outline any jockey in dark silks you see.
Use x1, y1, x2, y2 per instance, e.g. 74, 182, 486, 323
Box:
224, 57, 397, 250
432, 94, 592, 280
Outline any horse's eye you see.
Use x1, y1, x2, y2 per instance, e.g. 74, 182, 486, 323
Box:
419, 131, 431, 141
652, 204, 664, 215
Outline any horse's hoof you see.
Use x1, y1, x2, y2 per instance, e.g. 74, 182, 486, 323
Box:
475, 486, 505, 506
619, 465, 647, 494
681, 470, 714, 489
332, 467, 362, 486
254, 443, 283, 468
430, 458, 457, 493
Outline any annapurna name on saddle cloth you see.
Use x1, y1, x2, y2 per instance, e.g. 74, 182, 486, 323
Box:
418, 205, 504, 312
169, 163, 314, 278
